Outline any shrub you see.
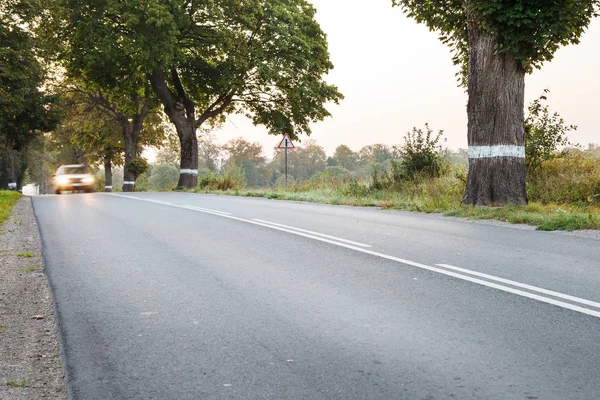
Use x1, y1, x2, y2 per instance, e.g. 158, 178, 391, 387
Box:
525, 90, 577, 173
527, 152, 600, 204
313, 166, 351, 185
198, 166, 246, 191
127, 158, 149, 178
334, 180, 372, 197
398, 124, 446, 178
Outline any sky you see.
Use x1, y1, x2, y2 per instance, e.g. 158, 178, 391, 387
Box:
210, 0, 600, 157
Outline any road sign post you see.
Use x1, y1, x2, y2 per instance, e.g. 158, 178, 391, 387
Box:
277, 134, 295, 188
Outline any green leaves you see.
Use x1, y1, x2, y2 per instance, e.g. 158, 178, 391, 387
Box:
525, 90, 577, 173
393, 0, 600, 80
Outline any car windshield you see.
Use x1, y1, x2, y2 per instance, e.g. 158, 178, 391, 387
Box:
60, 166, 87, 174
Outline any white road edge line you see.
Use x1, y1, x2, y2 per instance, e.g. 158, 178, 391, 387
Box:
182, 205, 232, 216
252, 219, 371, 248
109, 194, 600, 319
436, 263, 600, 310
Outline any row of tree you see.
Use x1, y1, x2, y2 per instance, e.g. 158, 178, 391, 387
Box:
2, 0, 599, 204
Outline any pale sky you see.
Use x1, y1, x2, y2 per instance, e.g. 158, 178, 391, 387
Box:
213, 0, 600, 156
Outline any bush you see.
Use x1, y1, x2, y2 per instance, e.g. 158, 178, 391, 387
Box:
527, 152, 600, 204
398, 124, 446, 178
525, 90, 577, 173
127, 157, 149, 178
313, 166, 351, 185
198, 166, 246, 191
334, 180, 372, 197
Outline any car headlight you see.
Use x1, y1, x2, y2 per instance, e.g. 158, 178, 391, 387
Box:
82, 177, 94, 184
56, 177, 69, 185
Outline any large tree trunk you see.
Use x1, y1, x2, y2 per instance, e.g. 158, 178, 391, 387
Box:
177, 122, 199, 189
122, 124, 137, 192
6, 147, 17, 190
462, 28, 528, 206
148, 68, 199, 190
104, 155, 113, 192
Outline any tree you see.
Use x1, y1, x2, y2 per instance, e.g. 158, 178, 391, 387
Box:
333, 145, 359, 171
222, 137, 268, 187
197, 132, 222, 174
0, 2, 59, 189
273, 139, 327, 182
392, 0, 599, 205
58, 0, 343, 189
358, 144, 396, 168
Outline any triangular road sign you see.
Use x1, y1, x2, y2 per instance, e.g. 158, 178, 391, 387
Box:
278, 134, 295, 149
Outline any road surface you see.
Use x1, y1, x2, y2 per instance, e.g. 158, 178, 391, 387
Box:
32, 193, 600, 399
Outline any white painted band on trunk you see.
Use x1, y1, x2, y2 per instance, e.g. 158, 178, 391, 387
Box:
8, 182, 17, 189
104, 186, 113, 189
180, 169, 199, 175
123, 181, 136, 185
469, 145, 525, 159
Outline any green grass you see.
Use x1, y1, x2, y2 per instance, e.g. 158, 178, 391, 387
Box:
21, 265, 36, 272
199, 184, 600, 232
17, 252, 33, 258
0, 191, 21, 226
446, 204, 600, 231
6, 380, 27, 387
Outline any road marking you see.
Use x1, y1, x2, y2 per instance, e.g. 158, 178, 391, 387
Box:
182, 205, 231, 216
108, 194, 232, 216
436, 264, 600, 310
110, 194, 600, 319
253, 219, 371, 247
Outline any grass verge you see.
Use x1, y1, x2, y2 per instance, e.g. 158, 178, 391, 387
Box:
0, 191, 21, 225
198, 187, 600, 232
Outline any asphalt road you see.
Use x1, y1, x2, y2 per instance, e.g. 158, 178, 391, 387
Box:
33, 192, 600, 399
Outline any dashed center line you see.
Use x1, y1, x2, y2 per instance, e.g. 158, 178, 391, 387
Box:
109, 194, 600, 319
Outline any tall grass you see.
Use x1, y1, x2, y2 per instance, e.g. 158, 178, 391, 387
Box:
203, 152, 600, 231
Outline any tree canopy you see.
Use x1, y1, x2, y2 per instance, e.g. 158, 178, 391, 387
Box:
392, 0, 600, 83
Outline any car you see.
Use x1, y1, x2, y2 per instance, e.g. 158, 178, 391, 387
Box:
53, 164, 95, 194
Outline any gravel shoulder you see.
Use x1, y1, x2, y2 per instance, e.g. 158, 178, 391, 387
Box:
0, 197, 66, 399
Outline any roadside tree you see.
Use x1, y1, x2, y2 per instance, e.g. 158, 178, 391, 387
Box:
58, 0, 343, 189
392, 0, 599, 205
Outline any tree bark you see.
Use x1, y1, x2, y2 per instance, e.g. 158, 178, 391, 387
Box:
6, 147, 17, 190
121, 104, 148, 192
462, 28, 528, 206
104, 155, 113, 192
148, 68, 198, 189
122, 124, 137, 192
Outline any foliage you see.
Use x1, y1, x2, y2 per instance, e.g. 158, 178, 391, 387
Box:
198, 132, 222, 173
392, 0, 600, 83
126, 158, 149, 178
57, 0, 343, 137
398, 124, 446, 178
272, 139, 327, 183
313, 166, 352, 185
527, 152, 600, 205
0, 3, 60, 186
447, 204, 600, 232
358, 144, 397, 167
332, 145, 359, 171
0, 190, 21, 225
525, 91, 577, 172
198, 172, 241, 191
136, 164, 179, 191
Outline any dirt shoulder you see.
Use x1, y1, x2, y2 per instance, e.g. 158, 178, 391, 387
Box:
0, 197, 67, 399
